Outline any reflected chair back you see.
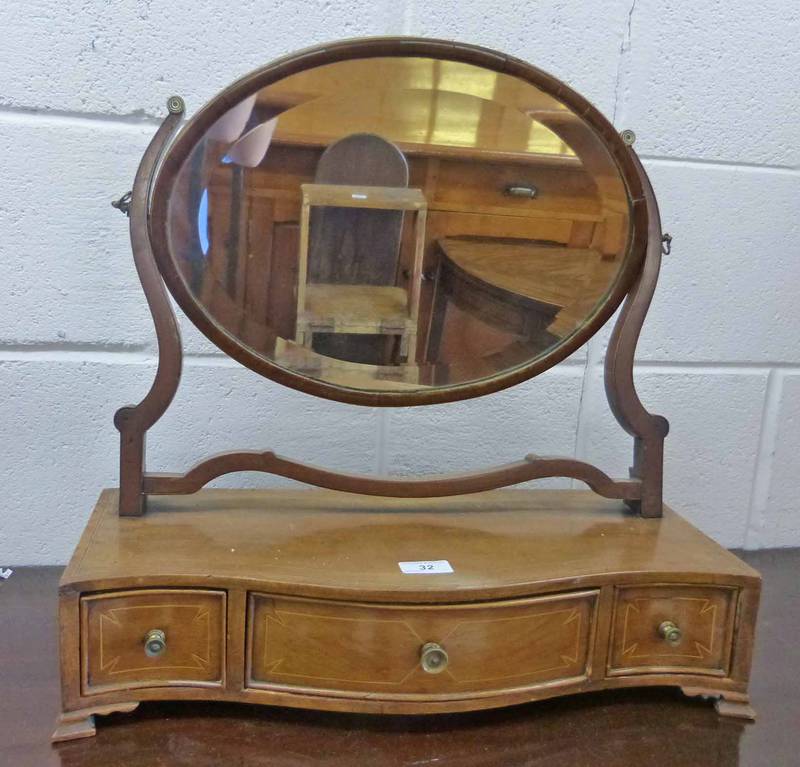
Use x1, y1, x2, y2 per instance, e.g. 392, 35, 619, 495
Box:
309, 132, 409, 286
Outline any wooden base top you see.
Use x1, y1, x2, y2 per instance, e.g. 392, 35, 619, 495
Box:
62, 489, 757, 601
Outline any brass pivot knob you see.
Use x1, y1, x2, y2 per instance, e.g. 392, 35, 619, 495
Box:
420, 642, 448, 674
659, 621, 682, 647
144, 629, 166, 657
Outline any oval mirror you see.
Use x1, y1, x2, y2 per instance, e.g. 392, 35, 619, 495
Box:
150, 40, 646, 405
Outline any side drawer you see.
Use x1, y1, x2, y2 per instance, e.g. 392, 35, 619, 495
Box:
247, 591, 597, 697
81, 589, 226, 694
608, 585, 737, 677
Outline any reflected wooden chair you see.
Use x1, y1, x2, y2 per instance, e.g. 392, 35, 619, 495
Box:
295, 133, 427, 364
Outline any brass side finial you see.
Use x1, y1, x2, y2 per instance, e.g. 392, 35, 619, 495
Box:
167, 96, 185, 115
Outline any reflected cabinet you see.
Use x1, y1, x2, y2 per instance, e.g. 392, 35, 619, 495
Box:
53, 38, 760, 743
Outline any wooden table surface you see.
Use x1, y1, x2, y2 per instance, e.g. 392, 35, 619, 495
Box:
2, 549, 798, 767
437, 238, 614, 309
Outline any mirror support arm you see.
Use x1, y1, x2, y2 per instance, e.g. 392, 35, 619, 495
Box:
604, 150, 670, 518
114, 100, 185, 516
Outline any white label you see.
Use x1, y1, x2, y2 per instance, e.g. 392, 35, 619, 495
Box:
398, 560, 453, 574
351, 193, 368, 200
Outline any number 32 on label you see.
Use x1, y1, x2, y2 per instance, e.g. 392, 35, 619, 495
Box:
398, 560, 454, 574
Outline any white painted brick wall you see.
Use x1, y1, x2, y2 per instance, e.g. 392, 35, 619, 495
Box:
1, 0, 798, 563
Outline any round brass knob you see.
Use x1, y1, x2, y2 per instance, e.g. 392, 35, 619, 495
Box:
144, 629, 166, 657
659, 621, 682, 647
420, 642, 448, 674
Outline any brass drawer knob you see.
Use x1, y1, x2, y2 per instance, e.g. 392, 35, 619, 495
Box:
144, 629, 167, 657
420, 642, 448, 674
659, 621, 683, 647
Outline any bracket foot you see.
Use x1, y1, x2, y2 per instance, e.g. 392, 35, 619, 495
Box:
52, 702, 140, 743
681, 687, 755, 720
715, 695, 756, 720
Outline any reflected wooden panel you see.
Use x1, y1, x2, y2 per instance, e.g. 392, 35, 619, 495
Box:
254, 58, 575, 158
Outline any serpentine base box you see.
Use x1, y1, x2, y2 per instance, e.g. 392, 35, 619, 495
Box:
53, 488, 760, 742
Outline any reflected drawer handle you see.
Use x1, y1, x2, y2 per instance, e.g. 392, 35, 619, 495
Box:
504, 184, 538, 199
144, 629, 167, 657
658, 621, 683, 647
420, 642, 448, 674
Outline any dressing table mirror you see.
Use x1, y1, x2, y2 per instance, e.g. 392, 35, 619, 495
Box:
53, 37, 760, 742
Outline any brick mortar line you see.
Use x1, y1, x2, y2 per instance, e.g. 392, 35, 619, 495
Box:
572, 335, 607, 485
0, 105, 161, 132
0, 347, 799, 374
743, 369, 784, 548
642, 155, 798, 174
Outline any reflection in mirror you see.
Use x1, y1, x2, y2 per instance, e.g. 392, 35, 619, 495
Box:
165, 57, 632, 392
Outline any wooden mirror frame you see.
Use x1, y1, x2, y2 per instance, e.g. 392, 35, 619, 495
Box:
150, 38, 648, 406
113, 37, 668, 518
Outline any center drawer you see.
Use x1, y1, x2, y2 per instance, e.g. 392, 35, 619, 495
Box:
246, 591, 597, 696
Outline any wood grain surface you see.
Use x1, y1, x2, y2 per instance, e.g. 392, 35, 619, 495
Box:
61, 489, 757, 598
247, 591, 597, 695
5, 553, 799, 765
81, 589, 225, 694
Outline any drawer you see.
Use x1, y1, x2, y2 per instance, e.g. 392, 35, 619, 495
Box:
608, 585, 737, 677
81, 589, 225, 694
247, 591, 597, 696
430, 158, 602, 221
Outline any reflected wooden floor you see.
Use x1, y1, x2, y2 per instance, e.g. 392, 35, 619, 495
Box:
2, 550, 798, 767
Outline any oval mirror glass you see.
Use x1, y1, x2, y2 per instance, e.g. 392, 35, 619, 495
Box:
152, 46, 643, 404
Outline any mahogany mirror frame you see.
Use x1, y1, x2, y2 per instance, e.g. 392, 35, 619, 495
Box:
113, 37, 668, 518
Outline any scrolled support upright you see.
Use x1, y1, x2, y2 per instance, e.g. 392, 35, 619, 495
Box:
604, 149, 670, 517
114, 99, 186, 516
